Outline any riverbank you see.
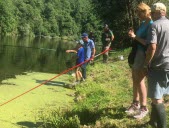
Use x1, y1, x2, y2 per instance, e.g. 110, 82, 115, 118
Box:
42, 49, 169, 128
0, 72, 75, 128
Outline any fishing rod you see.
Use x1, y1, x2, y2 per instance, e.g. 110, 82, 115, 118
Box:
1, 44, 57, 51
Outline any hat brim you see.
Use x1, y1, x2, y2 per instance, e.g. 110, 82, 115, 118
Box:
81, 36, 87, 38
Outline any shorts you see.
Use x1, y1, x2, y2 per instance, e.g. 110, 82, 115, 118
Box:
148, 69, 169, 99
132, 49, 145, 70
102, 43, 111, 55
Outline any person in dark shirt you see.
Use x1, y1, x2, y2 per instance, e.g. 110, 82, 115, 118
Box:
101, 24, 114, 63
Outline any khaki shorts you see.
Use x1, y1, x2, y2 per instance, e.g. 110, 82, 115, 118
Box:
102, 43, 111, 55
132, 49, 145, 70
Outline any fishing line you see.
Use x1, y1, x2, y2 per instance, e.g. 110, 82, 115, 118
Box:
0, 48, 111, 107
1, 44, 57, 51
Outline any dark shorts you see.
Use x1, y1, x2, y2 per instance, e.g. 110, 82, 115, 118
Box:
132, 49, 145, 70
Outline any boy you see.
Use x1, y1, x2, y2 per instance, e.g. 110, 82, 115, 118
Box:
66, 41, 85, 83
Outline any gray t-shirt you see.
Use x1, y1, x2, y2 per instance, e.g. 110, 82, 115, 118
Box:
147, 16, 169, 70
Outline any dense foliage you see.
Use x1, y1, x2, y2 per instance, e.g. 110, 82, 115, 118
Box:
0, 0, 101, 39
0, 0, 168, 45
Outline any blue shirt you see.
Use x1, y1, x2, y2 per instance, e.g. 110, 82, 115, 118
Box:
136, 20, 153, 50
83, 39, 95, 60
77, 47, 85, 64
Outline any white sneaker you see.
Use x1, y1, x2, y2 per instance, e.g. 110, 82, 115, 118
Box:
133, 108, 149, 119
125, 103, 140, 115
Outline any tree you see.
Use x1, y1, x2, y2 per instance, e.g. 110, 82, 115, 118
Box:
0, 0, 16, 35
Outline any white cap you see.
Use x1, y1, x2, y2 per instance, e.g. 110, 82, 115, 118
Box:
76, 40, 84, 45
151, 3, 166, 12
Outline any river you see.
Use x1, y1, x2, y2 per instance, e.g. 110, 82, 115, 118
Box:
0, 36, 78, 81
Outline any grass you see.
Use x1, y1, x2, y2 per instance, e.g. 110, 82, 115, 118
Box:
42, 48, 169, 128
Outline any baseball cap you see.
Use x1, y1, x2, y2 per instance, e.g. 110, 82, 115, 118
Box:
81, 33, 88, 38
151, 3, 166, 12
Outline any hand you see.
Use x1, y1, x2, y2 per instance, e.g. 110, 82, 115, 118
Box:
105, 38, 110, 41
91, 55, 95, 60
66, 50, 70, 53
128, 29, 136, 39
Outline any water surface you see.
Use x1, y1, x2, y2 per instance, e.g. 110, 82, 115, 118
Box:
0, 36, 76, 81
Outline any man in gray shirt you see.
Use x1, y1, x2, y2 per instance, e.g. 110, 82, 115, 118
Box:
145, 3, 169, 128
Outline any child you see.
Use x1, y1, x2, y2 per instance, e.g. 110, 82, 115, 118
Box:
66, 41, 85, 83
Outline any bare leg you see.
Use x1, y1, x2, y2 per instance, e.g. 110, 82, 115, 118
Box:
132, 69, 147, 106
75, 68, 79, 81
77, 71, 82, 80
132, 69, 140, 102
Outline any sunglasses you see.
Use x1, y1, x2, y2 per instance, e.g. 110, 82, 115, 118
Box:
82, 37, 87, 39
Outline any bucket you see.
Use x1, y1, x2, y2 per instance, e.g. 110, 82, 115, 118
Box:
118, 55, 124, 61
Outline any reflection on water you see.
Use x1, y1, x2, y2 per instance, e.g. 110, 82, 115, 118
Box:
0, 36, 76, 81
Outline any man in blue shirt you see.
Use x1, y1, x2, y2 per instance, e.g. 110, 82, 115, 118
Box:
81, 33, 96, 79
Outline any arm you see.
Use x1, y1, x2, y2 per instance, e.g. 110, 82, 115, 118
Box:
128, 29, 146, 45
91, 48, 96, 59
134, 36, 146, 46
145, 43, 157, 66
110, 30, 114, 42
111, 35, 114, 42
91, 40, 96, 59
66, 50, 77, 53
145, 23, 157, 66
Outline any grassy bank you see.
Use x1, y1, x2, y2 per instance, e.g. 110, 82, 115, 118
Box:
43, 49, 169, 128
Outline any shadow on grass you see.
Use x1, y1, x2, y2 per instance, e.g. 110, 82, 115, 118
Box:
35, 79, 76, 89
102, 106, 126, 119
17, 121, 43, 127
36, 80, 66, 86
65, 106, 126, 125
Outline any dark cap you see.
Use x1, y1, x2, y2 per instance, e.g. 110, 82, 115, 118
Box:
81, 33, 88, 38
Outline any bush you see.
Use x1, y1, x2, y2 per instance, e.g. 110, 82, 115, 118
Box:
44, 109, 80, 128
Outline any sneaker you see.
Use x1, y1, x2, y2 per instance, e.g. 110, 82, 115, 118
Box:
133, 108, 149, 119
125, 103, 140, 115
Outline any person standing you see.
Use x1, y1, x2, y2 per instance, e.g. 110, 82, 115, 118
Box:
125, 3, 153, 119
81, 33, 96, 80
101, 24, 114, 63
146, 3, 169, 128
66, 41, 85, 83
